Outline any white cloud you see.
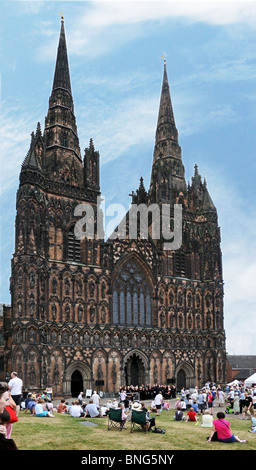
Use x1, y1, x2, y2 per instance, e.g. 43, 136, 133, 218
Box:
36, 1, 256, 60
78, 93, 158, 164
0, 105, 37, 193
79, 1, 256, 28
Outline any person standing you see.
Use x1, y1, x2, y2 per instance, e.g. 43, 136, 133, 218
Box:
242, 392, 253, 419
233, 393, 240, 415
154, 390, 163, 416
91, 390, 101, 406
198, 390, 206, 415
8, 372, 23, 417
218, 389, 225, 407
239, 389, 246, 413
207, 391, 214, 415
78, 392, 84, 404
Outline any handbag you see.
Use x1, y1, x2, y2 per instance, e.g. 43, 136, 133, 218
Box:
5, 406, 18, 424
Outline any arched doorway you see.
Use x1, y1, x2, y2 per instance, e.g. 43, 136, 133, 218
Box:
124, 353, 146, 386
63, 361, 92, 397
177, 369, 186, 391
71, 370, 83, 398
175, 362, 195, 390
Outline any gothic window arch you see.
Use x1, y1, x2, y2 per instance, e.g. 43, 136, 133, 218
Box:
113, 258, 152, 327
174, 251, 186, 277
67, 226, 81, 262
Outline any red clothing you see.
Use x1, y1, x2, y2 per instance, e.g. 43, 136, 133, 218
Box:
213, 419, 232, 440
57, 403, 67, 413
187, 411, 197, 421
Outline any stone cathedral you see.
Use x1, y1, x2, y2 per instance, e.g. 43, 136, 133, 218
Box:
6, 20, 226, 396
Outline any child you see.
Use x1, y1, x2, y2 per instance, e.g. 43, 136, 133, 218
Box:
180, 398, 187, 411
163, 400, 170, 411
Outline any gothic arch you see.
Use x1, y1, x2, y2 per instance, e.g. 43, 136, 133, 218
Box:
123, 349, 149, 387
112, 251, 155, 291
63, 360, 92, 396
175, 360, 195, 390
112, 253, 154, 327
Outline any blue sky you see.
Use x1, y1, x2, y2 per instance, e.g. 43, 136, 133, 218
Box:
1, 0, 256, 355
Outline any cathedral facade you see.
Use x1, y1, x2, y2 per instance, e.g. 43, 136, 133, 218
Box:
6, 20, 226, 396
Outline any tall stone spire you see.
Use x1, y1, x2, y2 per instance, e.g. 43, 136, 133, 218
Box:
52, 17, 72, 93
149, 62, 186, 203
153, 61, 181, 164
43, 18, 83, 186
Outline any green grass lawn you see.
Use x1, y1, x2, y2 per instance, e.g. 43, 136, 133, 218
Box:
11, 408, 256, 451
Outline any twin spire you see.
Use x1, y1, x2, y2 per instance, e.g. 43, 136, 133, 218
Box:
20, 18, 215, 212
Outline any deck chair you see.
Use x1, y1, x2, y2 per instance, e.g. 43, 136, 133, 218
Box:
108, 408, 125, 431
130, 409, 148, 433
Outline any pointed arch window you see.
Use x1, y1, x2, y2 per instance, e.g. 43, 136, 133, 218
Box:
67, 227, 81, 262
174, 251, 186, 277
113, 259, 152, 326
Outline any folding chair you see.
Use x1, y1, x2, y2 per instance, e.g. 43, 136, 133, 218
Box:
130, 409, 148, 433
107, 408, 125, 431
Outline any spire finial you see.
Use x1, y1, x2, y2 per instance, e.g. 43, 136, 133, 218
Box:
161, 55, 167, 65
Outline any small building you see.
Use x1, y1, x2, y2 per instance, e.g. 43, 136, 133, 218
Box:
226, 355, 256, 383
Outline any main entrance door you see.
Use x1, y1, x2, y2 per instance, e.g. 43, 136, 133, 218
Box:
124, 353, 145, 386
71, 370, 83, 397
177, 369, 186, 391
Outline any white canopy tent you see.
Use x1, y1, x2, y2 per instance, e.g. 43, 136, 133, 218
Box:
244, 373, 256, 386
227, 379, 240, 386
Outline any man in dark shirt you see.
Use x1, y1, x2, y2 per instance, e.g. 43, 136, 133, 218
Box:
242, 392, 253, 419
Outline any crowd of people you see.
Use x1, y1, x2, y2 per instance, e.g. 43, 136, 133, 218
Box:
0, 371, 256, 449
118, 384, 177, 401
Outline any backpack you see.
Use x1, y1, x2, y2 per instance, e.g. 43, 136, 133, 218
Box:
151, 427, 166, 434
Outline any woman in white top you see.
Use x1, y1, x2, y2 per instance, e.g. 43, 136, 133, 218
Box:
201, 409, 213, 427
154, 392, 163, 416
218, 389, 225, 406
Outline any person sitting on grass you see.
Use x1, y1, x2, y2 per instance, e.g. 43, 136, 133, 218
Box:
201, 409, 213, 427
208, 411, 247, 443
162, 400, 170, 411
84, 399, 102, 418
174, 407, 184, 421
248, 415, 256, 433
57, 399, 68, 414
185, 407, 198, 422
150, 400, 157, 413
27, 399, 37, 416
35, 398, 54, 417
191, 401, 199, 413
24, 393, 32, 412
69, 400, 83, 418
44, 398, 54, 414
